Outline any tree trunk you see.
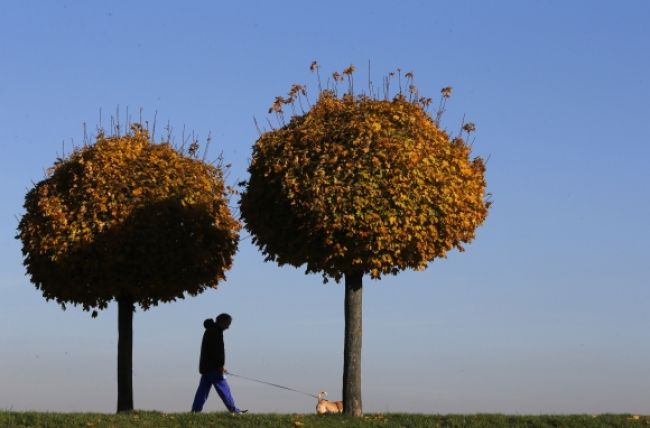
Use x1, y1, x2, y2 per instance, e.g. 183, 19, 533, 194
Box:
343, 271, 363, 416
117, 297, 134, 412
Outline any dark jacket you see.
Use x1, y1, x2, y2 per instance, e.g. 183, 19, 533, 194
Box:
199, 318, 225, 375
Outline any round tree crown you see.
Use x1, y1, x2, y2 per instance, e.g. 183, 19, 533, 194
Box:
241, 73, 489, 282
18, 124, 240, 312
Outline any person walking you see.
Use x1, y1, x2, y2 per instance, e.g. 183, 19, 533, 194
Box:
191, 313, 247, 413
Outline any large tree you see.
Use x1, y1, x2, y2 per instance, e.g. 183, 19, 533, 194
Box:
17, 124, 240, 412
240, 66, 490, 416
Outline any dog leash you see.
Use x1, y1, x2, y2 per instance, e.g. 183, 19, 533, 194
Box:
226, 371, 320, 399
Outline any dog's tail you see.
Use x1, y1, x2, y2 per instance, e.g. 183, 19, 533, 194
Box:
318, 391, 327, 400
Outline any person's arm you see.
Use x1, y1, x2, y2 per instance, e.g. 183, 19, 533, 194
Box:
216, 332, 226, 372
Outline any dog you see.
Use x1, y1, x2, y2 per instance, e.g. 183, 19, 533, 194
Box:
316, 391, 343, 414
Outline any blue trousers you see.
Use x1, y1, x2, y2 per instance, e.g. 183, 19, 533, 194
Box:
191, 372, 240, 413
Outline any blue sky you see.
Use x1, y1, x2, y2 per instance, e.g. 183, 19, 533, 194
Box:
1, 0, 649, 414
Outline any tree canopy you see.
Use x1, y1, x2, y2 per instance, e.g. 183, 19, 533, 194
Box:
18, 124, 240, 312
240, 71, 489, 282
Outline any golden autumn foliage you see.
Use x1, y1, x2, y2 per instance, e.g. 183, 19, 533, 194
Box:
17, 124, 240, 312
240, 67, 489, 281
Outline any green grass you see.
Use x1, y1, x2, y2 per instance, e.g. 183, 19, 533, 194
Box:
0, 411, 647, 428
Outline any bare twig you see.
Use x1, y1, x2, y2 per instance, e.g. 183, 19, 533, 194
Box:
115, 105, 120, 136
180, 125, 187, 153
367, 60, 371, 96
151, 110, 158, 143
458, 114, 466, 137
83, 122, 89, 146
310, 61, 322, 93
165, 120, 173, 144
202, 132, 211, 161
253, 116, 263, 136
397, 68, 402, 96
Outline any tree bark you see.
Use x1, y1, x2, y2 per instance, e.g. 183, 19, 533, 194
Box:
343, 271, 363, 416
117, 297, 134, 412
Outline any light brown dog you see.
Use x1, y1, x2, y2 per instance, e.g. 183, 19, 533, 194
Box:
316, 391, 343, 414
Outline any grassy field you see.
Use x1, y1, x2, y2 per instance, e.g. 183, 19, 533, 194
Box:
0, 412, 648, 428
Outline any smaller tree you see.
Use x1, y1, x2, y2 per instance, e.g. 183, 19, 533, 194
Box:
17, 124, 240, 412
